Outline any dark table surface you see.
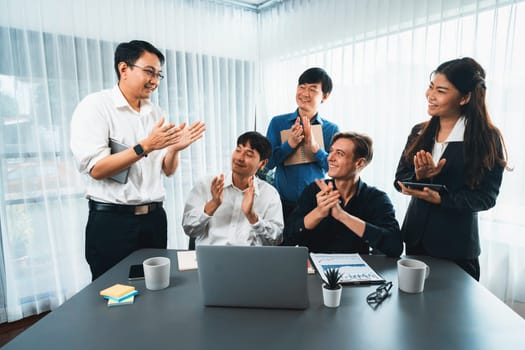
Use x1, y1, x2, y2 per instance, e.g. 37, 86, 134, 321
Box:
4, 249, 525, 350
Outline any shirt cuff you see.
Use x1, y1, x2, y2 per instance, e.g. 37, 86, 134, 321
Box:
250, 218, 262, 229
361, 223, 376, 245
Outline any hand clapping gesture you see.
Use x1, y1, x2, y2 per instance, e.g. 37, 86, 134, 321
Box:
241, 177, 259, 224
288, 117, 304, 149
204, 174, 224, 216
302, 116, 320, 154
168, 120, 206, 152
210, 174, 224, 205
144, 117, 177, 152
413, 150, 446, 180
395, 150, 446, 205
314, 179, 341, 218
144, 118, 206, 153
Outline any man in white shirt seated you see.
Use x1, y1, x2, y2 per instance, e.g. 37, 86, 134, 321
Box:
183, 132, 284, 246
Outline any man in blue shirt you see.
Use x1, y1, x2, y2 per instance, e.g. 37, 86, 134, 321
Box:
265, 67, 340, 220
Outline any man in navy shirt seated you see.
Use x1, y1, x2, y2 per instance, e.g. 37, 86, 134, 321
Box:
284, 132, 403, 257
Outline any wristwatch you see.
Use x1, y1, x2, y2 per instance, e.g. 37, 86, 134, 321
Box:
133, 144, 147, 157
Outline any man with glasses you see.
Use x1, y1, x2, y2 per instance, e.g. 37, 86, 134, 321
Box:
71, 40, 206, 280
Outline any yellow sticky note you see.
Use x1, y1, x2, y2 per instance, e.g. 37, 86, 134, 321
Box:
100, 284, 135, 299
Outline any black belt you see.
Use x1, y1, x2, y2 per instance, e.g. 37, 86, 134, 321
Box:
88, 200, 162, 215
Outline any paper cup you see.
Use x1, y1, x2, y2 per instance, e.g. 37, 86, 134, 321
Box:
143, 257, 170, 291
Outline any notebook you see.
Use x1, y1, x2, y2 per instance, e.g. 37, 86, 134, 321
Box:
196, 245, 309, 309
280, 124, 324, 166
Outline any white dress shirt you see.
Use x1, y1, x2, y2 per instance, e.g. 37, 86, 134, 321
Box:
432, 116, 465, 164
70, 85, 168, 204
182, 173, 284, 246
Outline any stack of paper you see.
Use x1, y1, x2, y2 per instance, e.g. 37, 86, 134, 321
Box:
99, 284, 138, 307
177, 250, 198, 271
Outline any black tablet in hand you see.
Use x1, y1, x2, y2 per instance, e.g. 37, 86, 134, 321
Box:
399, 181, 448, 193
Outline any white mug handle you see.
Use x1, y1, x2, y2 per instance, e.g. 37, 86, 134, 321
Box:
424, 264, 430, 279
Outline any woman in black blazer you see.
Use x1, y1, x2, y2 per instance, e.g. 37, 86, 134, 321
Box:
394, 57, 509, 280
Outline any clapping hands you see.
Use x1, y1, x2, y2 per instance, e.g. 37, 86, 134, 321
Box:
288, 116, 320, 154
241, 177, 258, 224
413, 150, 446, 180
288, 117, 304, 148
168, 121, 206, 152
145, 118, 206, 153
314, 179, 341, 218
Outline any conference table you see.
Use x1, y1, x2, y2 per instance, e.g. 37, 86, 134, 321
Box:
4, 249, 525, 349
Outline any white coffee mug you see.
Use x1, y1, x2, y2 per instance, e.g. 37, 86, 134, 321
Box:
397, 258, 430, 293
143, 257, 171, 291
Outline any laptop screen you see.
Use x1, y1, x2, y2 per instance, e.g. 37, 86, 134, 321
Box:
196, 245, 309, 309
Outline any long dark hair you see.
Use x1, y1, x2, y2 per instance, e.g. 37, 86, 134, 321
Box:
405, 57, 508, 188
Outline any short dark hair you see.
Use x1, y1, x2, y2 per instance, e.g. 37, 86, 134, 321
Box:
331, 132, 373, 165
114, 40, 165, 80
298, 67, 333, 95
237, 131, 272, 161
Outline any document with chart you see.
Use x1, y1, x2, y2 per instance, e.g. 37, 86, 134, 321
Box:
310, 253, 385, 285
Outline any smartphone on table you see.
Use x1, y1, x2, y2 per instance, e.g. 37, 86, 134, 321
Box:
128, 264, 145, 280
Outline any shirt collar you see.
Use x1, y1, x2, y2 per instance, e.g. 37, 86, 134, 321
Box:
224, 172, 261, 196
287, 109, 323, 125
111, 84, 153, 114
443, 116, 465, 143
329, 177, 363, 199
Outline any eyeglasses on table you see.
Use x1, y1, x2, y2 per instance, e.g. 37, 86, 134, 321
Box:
366, 281, 393, 309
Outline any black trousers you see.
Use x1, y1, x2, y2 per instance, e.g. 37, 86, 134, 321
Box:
406, 243, 480, 281
85, 205, 167, 280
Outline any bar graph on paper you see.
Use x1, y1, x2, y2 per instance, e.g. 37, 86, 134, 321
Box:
310, 253, 385, 284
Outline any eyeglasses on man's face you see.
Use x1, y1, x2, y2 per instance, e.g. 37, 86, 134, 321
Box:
129, 64, 164, 81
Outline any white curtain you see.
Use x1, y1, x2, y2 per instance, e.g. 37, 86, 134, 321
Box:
0, 0, 257, 322
1, 0, 524, 323
258, 0, 525, 317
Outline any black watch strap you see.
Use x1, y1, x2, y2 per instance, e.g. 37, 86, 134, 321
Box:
133, 144, 147, 157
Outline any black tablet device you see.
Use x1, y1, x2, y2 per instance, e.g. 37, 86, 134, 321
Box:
399, 181, 448, 193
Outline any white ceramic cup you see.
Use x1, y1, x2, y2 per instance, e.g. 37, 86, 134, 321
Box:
143, 257, 171, 291
397, 258, 430, 293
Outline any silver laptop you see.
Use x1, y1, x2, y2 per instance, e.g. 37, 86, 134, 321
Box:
196, 245, 309, 309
